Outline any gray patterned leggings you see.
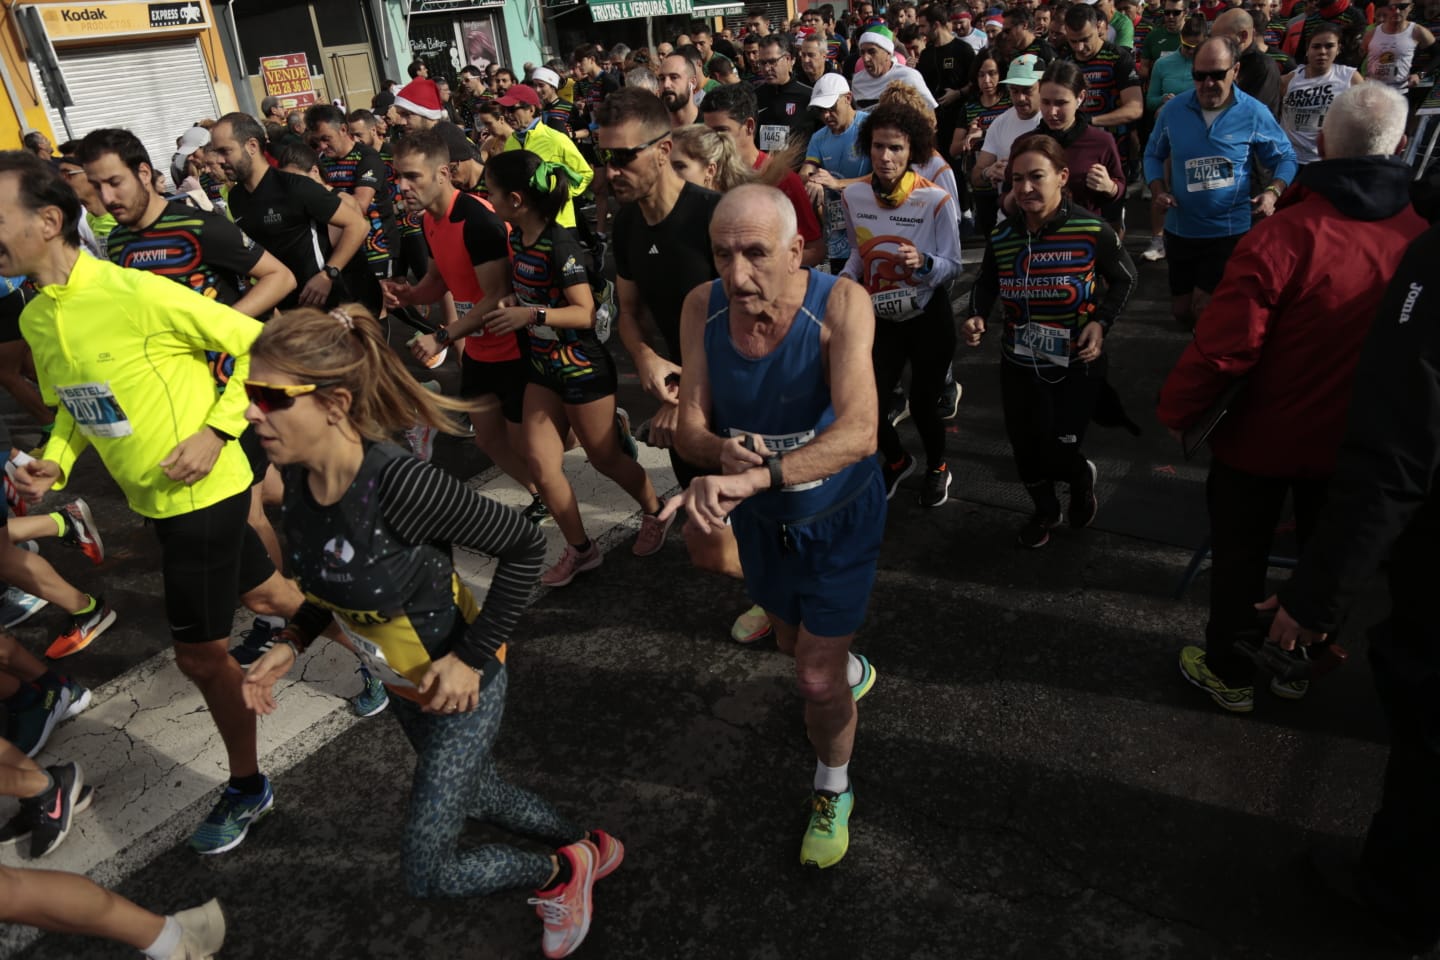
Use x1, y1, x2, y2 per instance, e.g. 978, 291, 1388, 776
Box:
391, 664, 584, 898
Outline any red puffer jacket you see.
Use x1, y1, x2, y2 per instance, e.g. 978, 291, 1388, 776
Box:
1157, 156, 1426, 478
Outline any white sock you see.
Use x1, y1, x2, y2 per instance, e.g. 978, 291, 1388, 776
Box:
814, 760, 849, 794
846, 653, 863, 687
254, 614, 286, 629
141, 916, 182, 960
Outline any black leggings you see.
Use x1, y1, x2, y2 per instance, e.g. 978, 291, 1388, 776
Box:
999, 356, 1105, 510
392, 665, 584, 899
873, 291, 955, 471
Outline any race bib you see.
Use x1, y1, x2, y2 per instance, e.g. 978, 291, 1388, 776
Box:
54, 382, 132, 438
1184, 156, 1236, 192
1291, 108, 1322, 132
1373, 52, 1399, 83
1013, 322, 1072, 367
452, 300, 484, 338
871, 286, 925, 322
824, 191, 848, 260
337, 619, 418, 690
759, 124, 790, 153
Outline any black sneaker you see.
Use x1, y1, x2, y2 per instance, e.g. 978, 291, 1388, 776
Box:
6, 683, 75, 758
522, 494, 553, 526
1017, 513, 1059, 549
937, 380, 962, 421
1069, 459, 1098, 529
230, 618, 282, 667
0, 784, 93, 847
24, 761, 83, 858
589, 234, 609, 272
880, 453, 916, 500
918, 464, 952, 507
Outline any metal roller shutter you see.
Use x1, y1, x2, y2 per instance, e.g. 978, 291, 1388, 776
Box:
31, 39, 221, 182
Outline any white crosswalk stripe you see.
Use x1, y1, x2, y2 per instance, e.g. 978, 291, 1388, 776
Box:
0, 443, 676, 957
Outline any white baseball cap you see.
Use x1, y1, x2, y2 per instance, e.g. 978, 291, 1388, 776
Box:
809, 73, 852, 109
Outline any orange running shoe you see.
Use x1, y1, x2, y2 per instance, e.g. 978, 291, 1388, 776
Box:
528, 838, 599, 959
46, 596, 116, 659
591, 829, 625, 880
59, 499, 104, 565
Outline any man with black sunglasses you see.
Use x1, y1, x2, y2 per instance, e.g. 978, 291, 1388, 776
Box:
1363, 0, 1438, 104
1143, 35, 1297, 330
755, 35, 821, 153
597, 89, 770, 645
1141, 0, 1189, 77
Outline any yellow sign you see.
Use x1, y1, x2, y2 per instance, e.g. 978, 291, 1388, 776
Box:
34, 1, 210, 43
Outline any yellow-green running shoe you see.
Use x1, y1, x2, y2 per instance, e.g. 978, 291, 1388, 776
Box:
729, 605, 772, 644
1178, 645, 1254, 713
800, 786, 854, 869
851, 654, 877, 702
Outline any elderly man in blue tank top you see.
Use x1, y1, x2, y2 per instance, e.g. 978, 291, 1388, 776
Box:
659, 184, 886, 871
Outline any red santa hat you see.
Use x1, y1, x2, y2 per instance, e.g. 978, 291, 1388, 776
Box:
394, 78, 446, 120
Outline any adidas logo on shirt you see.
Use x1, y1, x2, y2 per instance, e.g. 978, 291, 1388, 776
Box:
648, 244, 659, 254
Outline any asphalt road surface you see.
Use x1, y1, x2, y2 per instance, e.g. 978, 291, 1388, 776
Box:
0, 219, 1419, 960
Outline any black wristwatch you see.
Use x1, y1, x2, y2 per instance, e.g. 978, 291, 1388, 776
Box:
322, 264, 341, 280
768, 454, 785, 491
433, 326, 451, 345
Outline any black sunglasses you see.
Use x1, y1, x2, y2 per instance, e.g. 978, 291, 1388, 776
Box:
594, 132, 669, 169
1162, 8, 1185, 13
244, 380, 339, 414
1193, 67, 1234, 81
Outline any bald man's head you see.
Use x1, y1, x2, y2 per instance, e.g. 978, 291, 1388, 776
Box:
714, 184, 798, 244
711, 185, 803, 314
1211, 8, 1256, 44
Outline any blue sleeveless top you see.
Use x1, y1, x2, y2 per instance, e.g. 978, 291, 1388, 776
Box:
704, 268, 874, 522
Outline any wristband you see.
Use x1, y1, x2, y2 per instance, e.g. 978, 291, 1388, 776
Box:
279, 626, 310, 657
208, 425, 235, 443
768, 454, 785, 491
1264, 184, 1283, 199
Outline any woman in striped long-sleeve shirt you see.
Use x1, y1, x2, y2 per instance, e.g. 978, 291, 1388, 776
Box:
964, 134, 1137, 549
237, 305, 621, 960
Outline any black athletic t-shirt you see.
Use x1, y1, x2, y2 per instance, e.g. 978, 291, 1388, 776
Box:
918, 38, 976, 130
614, 182, 721, 360
320, 144, 398, 270
228, 167, 379, 312
755, 79, 820, 153
106, 200, 262, 307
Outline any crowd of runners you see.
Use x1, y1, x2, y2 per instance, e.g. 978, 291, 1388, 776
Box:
0, 0, 1438, 955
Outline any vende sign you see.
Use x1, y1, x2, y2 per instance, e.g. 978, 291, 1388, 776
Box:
260, 53, 317, 109
590, 0, 693, 22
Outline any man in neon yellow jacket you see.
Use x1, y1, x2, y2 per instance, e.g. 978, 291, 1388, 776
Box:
0, 151, 305, 856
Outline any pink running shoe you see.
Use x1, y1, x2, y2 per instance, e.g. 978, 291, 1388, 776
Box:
541, 541, 602, 588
